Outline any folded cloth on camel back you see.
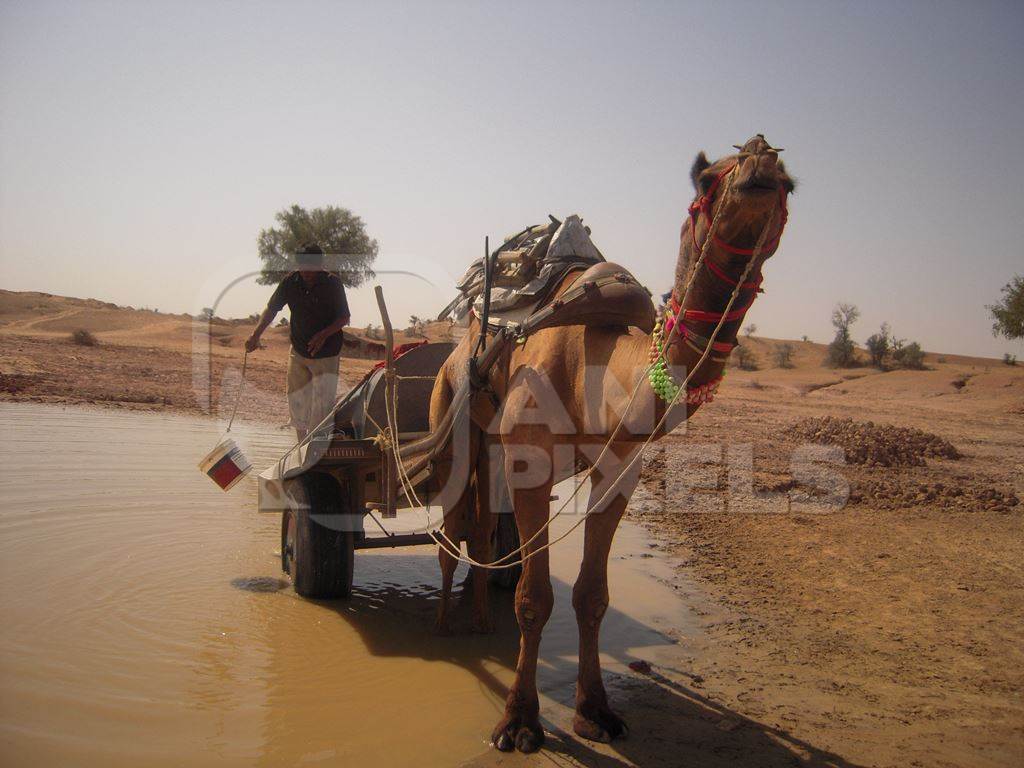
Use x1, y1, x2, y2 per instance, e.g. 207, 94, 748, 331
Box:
438, 214, 606, 325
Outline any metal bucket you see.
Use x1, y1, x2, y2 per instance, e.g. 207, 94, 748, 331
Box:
198, 436, 252, 491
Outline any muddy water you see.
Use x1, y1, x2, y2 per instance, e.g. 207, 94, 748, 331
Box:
0, 403, 698, 767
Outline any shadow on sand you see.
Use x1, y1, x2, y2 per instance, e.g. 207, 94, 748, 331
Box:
237, 552, 862, 768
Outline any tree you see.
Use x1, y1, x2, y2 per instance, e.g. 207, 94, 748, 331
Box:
408, 315, 426, 337
743, 323, 757, 338
257, 204, 378, 287
893, 340, 925, 369
865, 322, 891, 369
774, 343, 794, 368
988, 275, 1024, 340
827, 302, 860, 367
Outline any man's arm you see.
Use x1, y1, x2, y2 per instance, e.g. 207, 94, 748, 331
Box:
307, 280, 350, 356
307, 313, 350, 356
247, 278, 290, 352
245, 305, 278, 352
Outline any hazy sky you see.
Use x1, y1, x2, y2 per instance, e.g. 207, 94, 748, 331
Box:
2, 0, 1022, 357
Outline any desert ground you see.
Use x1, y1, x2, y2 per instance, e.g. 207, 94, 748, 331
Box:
1, 288, 1022, 767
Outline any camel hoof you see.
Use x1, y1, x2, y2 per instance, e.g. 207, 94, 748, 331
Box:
515, 725, 545, 753
573, 707, 628, 743
491, 716, 544, 753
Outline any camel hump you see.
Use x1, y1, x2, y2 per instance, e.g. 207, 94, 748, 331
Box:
522, 261, 656, 336
436, 215, 653, 333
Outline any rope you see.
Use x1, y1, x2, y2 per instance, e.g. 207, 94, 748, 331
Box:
226, 350, 248, 433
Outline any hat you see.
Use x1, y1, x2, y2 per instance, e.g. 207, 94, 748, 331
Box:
295, 242, 324, 267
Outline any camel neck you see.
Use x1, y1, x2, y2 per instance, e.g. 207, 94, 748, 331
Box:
666, 243, 761, 385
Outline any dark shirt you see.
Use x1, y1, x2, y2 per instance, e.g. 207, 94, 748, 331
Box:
268, 271, 350, 359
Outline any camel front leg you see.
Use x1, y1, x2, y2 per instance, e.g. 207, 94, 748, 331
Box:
572, 451, 638, 743
491, 473, 553, 753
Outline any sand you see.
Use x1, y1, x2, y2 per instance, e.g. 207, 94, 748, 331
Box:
1, 288, 1022, 767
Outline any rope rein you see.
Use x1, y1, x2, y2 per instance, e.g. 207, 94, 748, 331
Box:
226, 350, 248, 433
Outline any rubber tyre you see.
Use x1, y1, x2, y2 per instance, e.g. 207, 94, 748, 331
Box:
282, 473, 355, 599
489, 511, 522, 590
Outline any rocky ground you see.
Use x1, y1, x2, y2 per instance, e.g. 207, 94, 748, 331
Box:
628, 382, 1023, 768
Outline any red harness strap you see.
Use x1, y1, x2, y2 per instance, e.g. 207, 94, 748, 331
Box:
704, 258, 763, 290
671, 292, 757, 325
687, 162, 789, 272
680, 324, 736, 354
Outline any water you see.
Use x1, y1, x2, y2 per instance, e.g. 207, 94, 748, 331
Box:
0, 403, 697, 766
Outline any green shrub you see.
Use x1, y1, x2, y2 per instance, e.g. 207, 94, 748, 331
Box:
71, 329, 97, 346
893, 341, 926, 370
736, 345, 759, 371
774, 343, 795, 368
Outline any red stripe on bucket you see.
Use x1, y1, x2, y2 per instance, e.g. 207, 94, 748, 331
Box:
207, 454, 244, 490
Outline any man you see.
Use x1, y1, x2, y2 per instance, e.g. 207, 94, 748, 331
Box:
246, 243, 350, 440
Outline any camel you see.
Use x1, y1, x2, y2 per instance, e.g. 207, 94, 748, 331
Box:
428, 135, 794, 753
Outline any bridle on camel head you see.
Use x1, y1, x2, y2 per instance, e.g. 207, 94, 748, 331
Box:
666, 150, 790, 361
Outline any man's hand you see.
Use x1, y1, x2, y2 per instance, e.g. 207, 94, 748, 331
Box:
307, 329, 330, 356
245, 333, 261, 353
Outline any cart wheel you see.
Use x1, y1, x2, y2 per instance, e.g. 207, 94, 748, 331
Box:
490, 511, 522, 590
282, 473, 355, 599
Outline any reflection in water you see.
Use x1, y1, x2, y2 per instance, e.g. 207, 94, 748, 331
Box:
230, 577, 290, 593
0, 403, 697, 767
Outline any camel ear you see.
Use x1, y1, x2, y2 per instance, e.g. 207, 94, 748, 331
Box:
690, 152, 710, 192
778, 160, 796, 193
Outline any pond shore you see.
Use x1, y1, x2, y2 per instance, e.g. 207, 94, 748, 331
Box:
2, 290, 1022, 767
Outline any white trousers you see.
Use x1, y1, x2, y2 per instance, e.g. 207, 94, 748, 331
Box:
287, 349, 340, 437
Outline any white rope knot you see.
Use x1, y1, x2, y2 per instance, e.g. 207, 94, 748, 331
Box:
373, 426, 394, 451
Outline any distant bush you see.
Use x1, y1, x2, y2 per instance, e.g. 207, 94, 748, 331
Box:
774, 343, 795, 368
865, 322, 891, 369
1004, 353, 1018, 366
893, 340, 926, 370
735, 345, 759, 371
936, 356, 948, 364
801, 335, 810, 343
743, 324, 757, 338
277, 317, 289, 327
71, 329, 97, 346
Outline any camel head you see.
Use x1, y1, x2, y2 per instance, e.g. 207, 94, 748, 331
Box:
686, 134, 794, 264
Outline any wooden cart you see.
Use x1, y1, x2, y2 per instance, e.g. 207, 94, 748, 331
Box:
257, 290, 521, 598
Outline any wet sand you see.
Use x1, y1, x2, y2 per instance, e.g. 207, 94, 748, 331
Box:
0, 403, 701, 767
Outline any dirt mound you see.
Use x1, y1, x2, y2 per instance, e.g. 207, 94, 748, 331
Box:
850, 478, 1019, 513
786, 416, 961, 467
